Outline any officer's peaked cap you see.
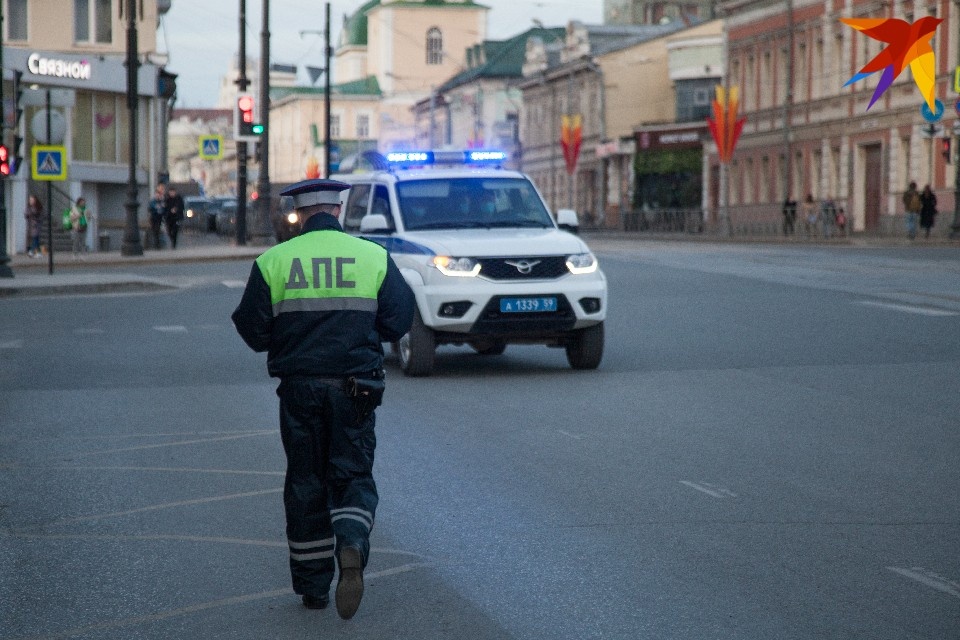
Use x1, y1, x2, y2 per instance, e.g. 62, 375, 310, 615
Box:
280, 179, 350, 209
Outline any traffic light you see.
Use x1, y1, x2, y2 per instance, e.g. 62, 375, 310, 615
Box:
0, 144, 10, 177
942, 137, 952, 164
234, 93, 263, 140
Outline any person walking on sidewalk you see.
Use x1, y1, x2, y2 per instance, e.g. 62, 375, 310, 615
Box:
903, 181, 922, 240
148, 184, 166, 249
69, 198, 91, 257
802, 194, 818, 237
164, 186, 185, 249
232, 179, 414, 619
24, 194, 43, 257
920, 184, 937, 239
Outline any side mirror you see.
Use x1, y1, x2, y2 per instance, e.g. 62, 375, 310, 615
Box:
359, 213, 392, 234
556, 208, 579, 233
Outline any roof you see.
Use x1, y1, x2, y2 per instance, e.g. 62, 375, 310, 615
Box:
437, 26, 566, 93
340, 0, 489, 47
270, 76, 382, 101
586, 22, 693, 56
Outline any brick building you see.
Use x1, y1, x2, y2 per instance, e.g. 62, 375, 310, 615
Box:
713, 0, 959, 235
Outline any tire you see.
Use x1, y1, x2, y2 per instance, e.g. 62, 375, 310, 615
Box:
470, 340, 506, 356
397, 308, 435, 376
565, 322, 604, 370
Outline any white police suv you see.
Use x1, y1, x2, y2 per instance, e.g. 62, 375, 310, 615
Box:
333, 150, 607, 376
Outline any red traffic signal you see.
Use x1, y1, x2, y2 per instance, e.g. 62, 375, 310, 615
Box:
234, 93, 262, 139
942, 137, 952, 164
0, 144, 10, 176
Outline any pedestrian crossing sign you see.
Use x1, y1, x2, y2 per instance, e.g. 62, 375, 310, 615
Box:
32, 145, 67, 181
199, 135, 223, 159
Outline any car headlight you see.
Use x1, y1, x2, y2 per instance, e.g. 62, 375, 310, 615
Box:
432, 256, 480, 277
286, 212, 299, 225
566, 252, 597, 274
186, 209, 195, 218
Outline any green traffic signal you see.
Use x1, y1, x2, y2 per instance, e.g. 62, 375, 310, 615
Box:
252, 124, 264, 135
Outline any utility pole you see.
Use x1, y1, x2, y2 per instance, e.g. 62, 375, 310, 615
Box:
235, 0, 248, 245
324, 1, 332, 177
952, 7, 960, 239
121, 0, 144, 256
253, 0, 271, 243
0, 0, 13, 277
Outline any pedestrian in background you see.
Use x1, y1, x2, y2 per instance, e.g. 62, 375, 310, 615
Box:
164, 186, 185, 249
903, 181, 921, 240
920, 184, 937, 239
232, 179, 414, 619
782, 197, 797, 236
802, 194, 818, 237
820, 195, 837, 239
69, 197, 91, 258
836, 207, 847, 235
148, 184, 166, 249
24, 194, 43, 258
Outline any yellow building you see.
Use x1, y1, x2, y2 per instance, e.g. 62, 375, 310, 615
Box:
268, 0, 488, 182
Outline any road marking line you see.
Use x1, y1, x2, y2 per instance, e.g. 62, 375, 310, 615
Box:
222, 280, 246, 288
69, 430, 275, 458
888, 566, 960, 599
4, 563, 429, 640
0, 531, 429, 559
558, 430, 584, 440
37, 488, 283, 527
0, 339, 23, 349
73, 328, 105, 335
153, 325, 188, 332
680, 480, 738, 498
854, 300, 958, 317
52, 465, 285, 477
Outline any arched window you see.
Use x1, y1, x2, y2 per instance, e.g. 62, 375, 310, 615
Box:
426, 27, 443, 65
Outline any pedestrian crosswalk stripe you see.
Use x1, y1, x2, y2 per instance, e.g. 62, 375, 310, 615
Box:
222, 280, 246, 288
0, 339, 23, 349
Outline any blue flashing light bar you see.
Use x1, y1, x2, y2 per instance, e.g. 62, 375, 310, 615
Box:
385, 149, 509, 168
386, 151, 433, 164
466, 150, 507, 163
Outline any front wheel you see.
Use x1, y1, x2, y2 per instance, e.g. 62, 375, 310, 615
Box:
397, 308, 435, 376
565, 322, 604, 370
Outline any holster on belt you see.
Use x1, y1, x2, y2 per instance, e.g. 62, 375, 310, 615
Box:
347, 369, 385, 423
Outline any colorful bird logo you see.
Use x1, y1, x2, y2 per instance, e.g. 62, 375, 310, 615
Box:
841, 16, 942, 112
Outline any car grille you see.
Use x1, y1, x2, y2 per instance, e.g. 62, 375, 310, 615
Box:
477, 256, 568, 280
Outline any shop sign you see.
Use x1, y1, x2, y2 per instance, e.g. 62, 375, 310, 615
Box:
27, 53, 92, 81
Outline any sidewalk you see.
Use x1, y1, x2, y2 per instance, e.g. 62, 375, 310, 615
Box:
0, 231, 264, 298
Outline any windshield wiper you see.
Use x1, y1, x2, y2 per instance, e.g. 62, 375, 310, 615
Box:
410, 221, 490, 230
484, 220, 551, 228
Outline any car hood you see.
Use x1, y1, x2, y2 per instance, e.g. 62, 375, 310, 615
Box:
398, 228, 591, 257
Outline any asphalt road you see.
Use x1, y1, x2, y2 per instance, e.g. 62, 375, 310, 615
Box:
1, 242, 958, 639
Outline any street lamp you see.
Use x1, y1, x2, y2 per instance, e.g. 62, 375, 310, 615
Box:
121, 0, 143, 256
300, 2, 333, 177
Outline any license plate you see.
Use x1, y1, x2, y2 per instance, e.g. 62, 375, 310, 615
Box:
499, 297, 557, 313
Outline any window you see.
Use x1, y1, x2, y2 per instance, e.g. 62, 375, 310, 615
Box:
426, 27, 443, 65
693, 88, 710, 106
343, 184, 371, 232
75, 0, 113, 44
330, 113, 341, 139
8, 0, 28, 40
356, 114, 370, 138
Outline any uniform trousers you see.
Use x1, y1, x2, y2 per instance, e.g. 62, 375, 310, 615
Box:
276, 376, 378, 598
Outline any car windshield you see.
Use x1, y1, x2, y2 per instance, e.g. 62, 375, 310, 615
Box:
396, 177, 554, 231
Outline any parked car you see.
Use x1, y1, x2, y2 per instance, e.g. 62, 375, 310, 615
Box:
272, 195, 300, 242
212, 197, 238, 236
183, 196, 213, 231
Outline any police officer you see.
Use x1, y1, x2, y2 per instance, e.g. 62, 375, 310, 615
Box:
231, 178, 414, 619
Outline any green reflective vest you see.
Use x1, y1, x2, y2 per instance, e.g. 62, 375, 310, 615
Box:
256, 230, 388, 317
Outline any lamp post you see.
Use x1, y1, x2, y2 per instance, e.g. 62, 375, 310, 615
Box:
300, 2, 333, 176
235, 0, 249, 246
952, 117, 960, 239
121, 0, 143, 256
252, 0, 271, 244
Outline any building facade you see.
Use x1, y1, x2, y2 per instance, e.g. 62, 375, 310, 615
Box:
713, 0, 958, 235
3, 0, 173, 254
519, 20, 720, 227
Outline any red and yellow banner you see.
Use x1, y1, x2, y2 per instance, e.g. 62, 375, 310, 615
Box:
706, 86, 745, 164
560, 114, 583, 176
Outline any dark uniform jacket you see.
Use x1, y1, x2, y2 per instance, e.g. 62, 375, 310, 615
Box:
232, 213, 414, 377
